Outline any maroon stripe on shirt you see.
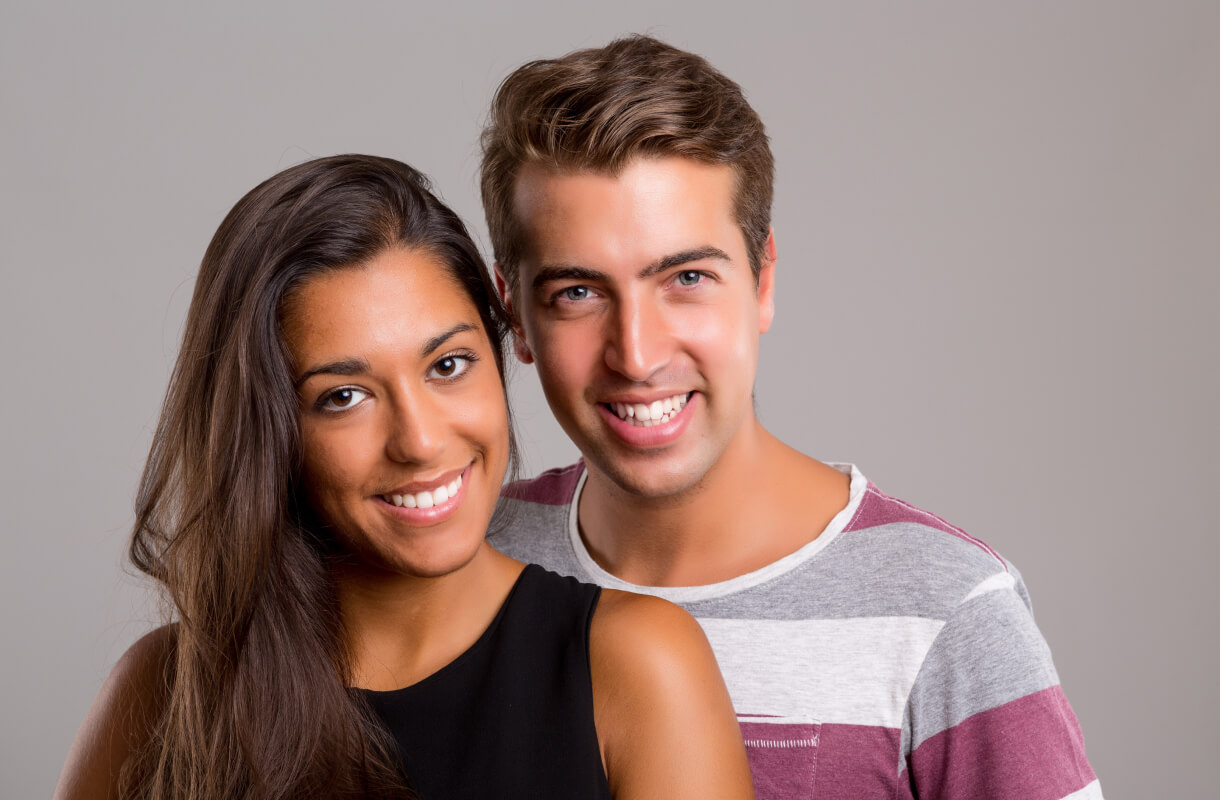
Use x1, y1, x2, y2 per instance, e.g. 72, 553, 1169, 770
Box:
737, 720, 904, 800
502, 462, 583, 506
844, 485, 1005, 566
814, 723, 903, 799
739, 719, 820, 800
904, 685, 1096, 800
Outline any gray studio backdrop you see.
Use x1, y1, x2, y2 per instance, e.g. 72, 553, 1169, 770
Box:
3, 1, 1216, 796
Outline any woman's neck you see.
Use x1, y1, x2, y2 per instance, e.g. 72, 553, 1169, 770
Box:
337, 543, 524, 690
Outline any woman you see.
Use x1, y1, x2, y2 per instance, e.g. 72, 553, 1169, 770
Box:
53, 155, 753, 799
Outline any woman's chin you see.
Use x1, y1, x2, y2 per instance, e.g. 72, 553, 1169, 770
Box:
345, 537, 489, 583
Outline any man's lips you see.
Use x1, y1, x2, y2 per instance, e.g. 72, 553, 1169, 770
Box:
601, 391, 692, 427
597, 392, 697, 447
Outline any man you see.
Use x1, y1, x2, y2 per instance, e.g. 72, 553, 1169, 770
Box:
481, 35, 1101, 799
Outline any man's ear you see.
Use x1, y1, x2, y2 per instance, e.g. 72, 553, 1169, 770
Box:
757, 228, 777, 334
494, 262, 535, 364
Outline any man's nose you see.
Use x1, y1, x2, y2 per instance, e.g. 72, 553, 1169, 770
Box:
602, 296, 672, 382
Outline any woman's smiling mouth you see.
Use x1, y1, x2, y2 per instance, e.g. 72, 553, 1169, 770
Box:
376, 463, 473, 522
382, 473, 462, 509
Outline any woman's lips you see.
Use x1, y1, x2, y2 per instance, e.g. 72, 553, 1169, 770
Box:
376, 464, 471, 524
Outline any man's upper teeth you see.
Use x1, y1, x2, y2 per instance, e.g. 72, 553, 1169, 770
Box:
611, 393, 688, 426
386, 474, 462, 508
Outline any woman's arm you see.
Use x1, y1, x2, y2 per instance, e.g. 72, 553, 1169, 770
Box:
590, 591, 754, 799
53, 626, 174, 800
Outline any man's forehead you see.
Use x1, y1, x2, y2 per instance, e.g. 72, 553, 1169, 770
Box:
510, 162, 612, 218
504, 158, 747, 304
512, 158, 735, 211
511, 158, 737, 243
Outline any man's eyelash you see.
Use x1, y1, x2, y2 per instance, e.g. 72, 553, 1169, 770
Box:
550, 285, 593, 303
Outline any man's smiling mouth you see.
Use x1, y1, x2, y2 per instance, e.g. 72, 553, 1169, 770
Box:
603, 392, 691, 427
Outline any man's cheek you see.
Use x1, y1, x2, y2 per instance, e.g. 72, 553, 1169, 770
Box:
536, 348, 585, 389
535, 326, 586, 366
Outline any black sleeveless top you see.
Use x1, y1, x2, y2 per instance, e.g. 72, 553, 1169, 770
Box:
359, 564, 613, 800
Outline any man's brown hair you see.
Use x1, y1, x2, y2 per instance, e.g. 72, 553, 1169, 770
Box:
480, 34, 775, 298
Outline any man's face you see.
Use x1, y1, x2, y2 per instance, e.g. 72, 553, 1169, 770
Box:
503, 157, 775, 499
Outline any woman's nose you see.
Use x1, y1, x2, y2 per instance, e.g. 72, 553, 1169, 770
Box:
383, 390, 447, 465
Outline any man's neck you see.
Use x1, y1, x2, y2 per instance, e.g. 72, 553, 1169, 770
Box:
577, 422, 851, 587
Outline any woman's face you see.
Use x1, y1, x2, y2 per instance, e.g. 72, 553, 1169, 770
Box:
283, 247, 509, 579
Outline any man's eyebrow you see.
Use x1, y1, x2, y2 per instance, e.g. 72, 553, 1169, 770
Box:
531, 247, 733, 293
638, 246, 732, 279
421, 322, 478, 358
531, 265, 608, 293
295, 357, 370, 389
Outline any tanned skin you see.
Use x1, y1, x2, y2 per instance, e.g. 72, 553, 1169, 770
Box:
500, 158, 850, 589
55, 248, 753, 799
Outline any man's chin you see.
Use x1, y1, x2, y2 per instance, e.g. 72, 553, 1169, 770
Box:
584, 450, 711, 503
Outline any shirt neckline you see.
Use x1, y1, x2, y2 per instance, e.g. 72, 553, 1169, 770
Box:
566, 463, 867, 603
354, 563, 537, 697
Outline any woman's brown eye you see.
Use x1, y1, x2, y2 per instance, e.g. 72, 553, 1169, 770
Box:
428, 355, 473, 381
318, 387, 369, 412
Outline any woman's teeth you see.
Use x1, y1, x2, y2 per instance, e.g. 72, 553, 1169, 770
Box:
608, 393, 689, 427
385, 474, 462, 509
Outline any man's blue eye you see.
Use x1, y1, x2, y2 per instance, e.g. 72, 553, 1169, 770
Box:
677, 270, 703, 286
562, 286, 590, 301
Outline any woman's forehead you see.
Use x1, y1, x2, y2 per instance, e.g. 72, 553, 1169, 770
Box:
283, 248, 485, 368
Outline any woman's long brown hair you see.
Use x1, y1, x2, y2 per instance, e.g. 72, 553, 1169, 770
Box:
124, 155, 511, 798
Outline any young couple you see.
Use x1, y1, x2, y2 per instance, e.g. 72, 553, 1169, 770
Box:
57, 35, 1100, 800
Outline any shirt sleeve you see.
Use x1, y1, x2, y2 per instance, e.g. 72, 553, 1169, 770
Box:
899, 571, 1102, 800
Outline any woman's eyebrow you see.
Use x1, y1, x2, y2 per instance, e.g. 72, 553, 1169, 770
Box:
295, 357, 370, 389
293, 323, 477, 389
421, 322, 478, 357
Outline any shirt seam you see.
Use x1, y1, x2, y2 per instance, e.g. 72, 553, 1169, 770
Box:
563, 463, 868, 602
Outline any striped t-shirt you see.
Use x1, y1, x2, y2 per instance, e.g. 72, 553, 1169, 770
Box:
489, 461, 1101, 800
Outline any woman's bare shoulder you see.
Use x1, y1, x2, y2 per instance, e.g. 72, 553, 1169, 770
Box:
591, 588, 704, 648
53, 625, 176, 800
588, 589, 731, 709
589, 590, 754, 799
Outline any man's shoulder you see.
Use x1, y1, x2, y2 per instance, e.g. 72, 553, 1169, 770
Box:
840, 478, 1017, 580
789, 473, 1032, 620
501, 460, 584, 507
488, 462, 584, 570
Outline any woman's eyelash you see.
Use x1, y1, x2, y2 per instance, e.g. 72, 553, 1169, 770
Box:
430, 350, 480, 380
313, 386, 370, 412
309, 350, 481, 410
